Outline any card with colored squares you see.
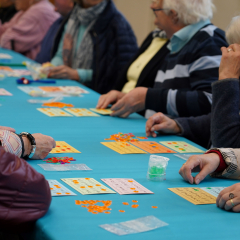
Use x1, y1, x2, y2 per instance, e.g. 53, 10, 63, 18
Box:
37, 108, 73, 117
101, 142, 147, 154
65, 108, 100, 117
101, 178, 153, 195
160, 141, 204, 153
131, 141, 176, 154
50, 141, 81, 153
90, 108, 113, 115
0, 88, 12, 96
47, 180, 77, 196
61, 178, 116, 195
168, 188, 217, 205
39, 86, 62, 92
59, 86, 89, 94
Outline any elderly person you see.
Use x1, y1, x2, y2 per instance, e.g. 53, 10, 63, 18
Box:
35, 0, 74, 63
96, 28, 170, 110
101, 0, 227, 118
0, 0, 60, 59
48, 0, 138, 94
0, 0, 17, 24
0, 126, 55, 234
146, 15, 240, 149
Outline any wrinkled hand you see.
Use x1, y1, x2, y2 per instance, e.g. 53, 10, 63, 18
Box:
96, 90, 125, 109
219, 44, 240, 80
146, 112, 181, 137
31, 133, 56, 159
111, 87, 148, 118
0, 126, 15, 132
179, 153, 220, 184
217, 183, 240, 212
48, 65, 79, 80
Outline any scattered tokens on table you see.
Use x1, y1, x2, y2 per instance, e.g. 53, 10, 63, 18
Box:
50, 141, 81, 153
160, 141, 205, 153
42, 102, 74, 108
47, 180, 77, 196
75, 200, 112, 214
43, 157, 76, 164
105, 132, 144, 142
37, 108, 73, 117
61, 178, 116, 195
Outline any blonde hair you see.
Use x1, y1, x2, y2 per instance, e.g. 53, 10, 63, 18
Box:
162, 0, 215, 25
226, 16, 240, 45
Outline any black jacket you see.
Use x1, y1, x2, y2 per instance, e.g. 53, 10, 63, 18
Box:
51, 0, 138, 94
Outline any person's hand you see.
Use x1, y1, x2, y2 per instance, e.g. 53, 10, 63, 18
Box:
217, 183, 240, 212
96, 90, 125, 109
179, 153, 220, 184
30, 134, 56, 159
111, 87, 148, 118
146, 112, 181, 137
48, 65, 79, 80
219, 44, 240, 80
0, 126, 15, 132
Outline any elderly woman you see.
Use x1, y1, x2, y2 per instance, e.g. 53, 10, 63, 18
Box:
0, 0, 60, 59
48, 0, 138, 94
101, 0, 227, 118
147, 15, 240, 212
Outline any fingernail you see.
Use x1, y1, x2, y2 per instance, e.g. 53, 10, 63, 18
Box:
195, 178, 200, 184
151, 127, 155, 131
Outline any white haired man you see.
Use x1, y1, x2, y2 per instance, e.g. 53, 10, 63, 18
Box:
99, 0, 227, 119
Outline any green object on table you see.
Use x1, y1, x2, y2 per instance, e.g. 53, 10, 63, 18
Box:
148, 166, 165, 178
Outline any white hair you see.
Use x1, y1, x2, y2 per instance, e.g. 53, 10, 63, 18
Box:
162, 0, 215, 25
226, 16, 240, 45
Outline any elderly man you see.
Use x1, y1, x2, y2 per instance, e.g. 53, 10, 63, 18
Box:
0, 126, 55, 236
98, 0, 227, 118
35, 0, 74, 63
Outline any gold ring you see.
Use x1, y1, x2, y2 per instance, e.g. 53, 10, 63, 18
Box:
228, 48, 233, 52
230, 199, 235, 207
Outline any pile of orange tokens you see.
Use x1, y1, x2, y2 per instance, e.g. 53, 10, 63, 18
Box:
75, 200, 112, 214
42, 102, 74, 108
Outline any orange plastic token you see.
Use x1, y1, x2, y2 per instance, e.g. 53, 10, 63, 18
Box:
132, 200, 138, 203
119, 210, 125, 213
104, 211, 111, 214
131, 204, 139, 208
75, 200, 81, 205
152, 206, 158, 209
122, 202, 129, 205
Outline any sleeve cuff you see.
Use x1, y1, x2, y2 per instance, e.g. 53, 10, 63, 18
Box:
77, 69, 93, 83
205, 149, 227, 172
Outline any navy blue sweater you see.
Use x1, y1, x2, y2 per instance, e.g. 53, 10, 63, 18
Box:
51, 0, 138, 94
145, 24, 228, 118
35, 17, 63, 64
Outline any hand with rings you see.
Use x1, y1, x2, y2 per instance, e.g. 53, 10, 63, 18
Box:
219, 43, 240, 80
217, 183, 240, 212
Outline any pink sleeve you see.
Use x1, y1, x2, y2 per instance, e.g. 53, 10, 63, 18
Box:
0, 13, 43, 53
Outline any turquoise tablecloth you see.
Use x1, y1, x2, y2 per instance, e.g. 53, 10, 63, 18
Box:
0, 48, 239, 240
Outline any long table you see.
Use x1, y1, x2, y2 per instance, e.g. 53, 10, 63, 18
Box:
0, 48, 239, 240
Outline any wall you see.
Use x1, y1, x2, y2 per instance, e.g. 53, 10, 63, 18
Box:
113, 0, 240, 45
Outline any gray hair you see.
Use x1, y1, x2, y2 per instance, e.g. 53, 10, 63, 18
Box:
226, 16, 240, 45
162, 0, 215, 25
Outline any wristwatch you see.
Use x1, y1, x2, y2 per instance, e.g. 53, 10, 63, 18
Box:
19, 132, 36, 159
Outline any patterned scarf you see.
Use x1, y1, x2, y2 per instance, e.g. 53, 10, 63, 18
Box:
62, 0, 107, 69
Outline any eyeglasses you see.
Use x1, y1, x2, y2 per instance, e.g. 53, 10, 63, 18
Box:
152, 8, 168, 13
